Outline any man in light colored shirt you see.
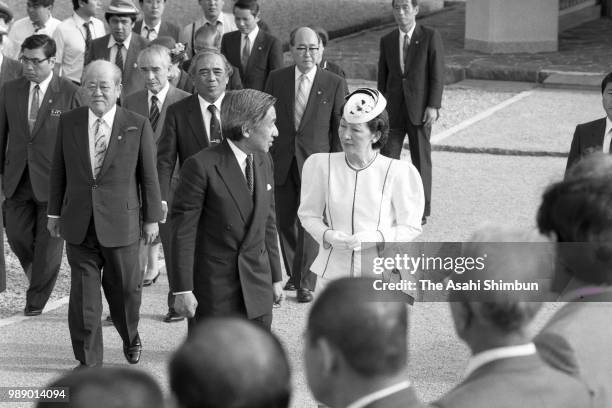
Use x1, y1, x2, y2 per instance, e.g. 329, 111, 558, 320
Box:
565, 72, 612, 175
0, 1, 20, 59
180, 0, 237, 58
432, 226, 593, 408
53, 0, 106, 84
8, 0, 60, 48
304, 278, 423, 408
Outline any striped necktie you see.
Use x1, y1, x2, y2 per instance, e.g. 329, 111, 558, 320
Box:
115, 42, 124, 73
245, 154, 254, 197
294, 74, 308, 130
93, 119, 107, 178
150, 95, 160, 132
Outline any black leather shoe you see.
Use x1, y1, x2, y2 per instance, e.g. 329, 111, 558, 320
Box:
102, 315, 113, 326
297, 288, 313, 303
163, 309, 185, 323
123, 334, 142, 364
283, 281, 296, 291
24, 306, 43, 316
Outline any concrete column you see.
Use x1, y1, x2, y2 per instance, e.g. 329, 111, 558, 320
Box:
465, 0, 558, 53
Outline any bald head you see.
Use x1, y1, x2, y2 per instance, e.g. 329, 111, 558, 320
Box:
290, 27, 320, 73
169, 318, 291, 408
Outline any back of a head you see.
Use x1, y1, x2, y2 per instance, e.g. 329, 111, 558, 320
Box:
307, 277, 408, 378
169, 318, 291, 408
454, 226, 545, 334
37, 367, 164, 408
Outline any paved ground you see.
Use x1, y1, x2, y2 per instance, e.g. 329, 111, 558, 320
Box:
0, 79, 603, 407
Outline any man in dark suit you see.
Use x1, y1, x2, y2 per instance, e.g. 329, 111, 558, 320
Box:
171, 89, 283, 330
305, 278, 424, 408
535, 154, 612, 408
0, 35, 81, 315
264, 26, 347, 302
134, 0, 179, 41
378, 0, 444, 224
124, 44, 189, 322
565, 72, 612, 176
432, 227, 593, 408
47, 60, 163, 368
85, 0, 148, 102
170, 318, 291, 408
157, 49, 231, 322
220, 0, 282, 91
0, 22, 22, 294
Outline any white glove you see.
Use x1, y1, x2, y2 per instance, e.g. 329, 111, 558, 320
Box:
350, 231, 384, 252
324, 230, 359, 250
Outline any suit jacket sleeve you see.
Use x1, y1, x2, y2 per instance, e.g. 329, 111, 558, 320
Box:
137, 118, 163, 222
330, 77, 348, 152
170, 155, 207, 292
265, 154, 282, 283
48, 116, 67, 216
565, 125, 581, 177
377, 36, 388, 94
427, 29, 445, 109
0, 83, 8, 175
269, 36, 284, 73
157, 105, 179, 201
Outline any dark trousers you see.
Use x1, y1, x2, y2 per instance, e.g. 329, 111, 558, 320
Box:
161, 177, 178, 312
66, 219, 141, 366
0, 205, 5, 293
275, 159, 318, 291
4, 170, 63, 309
187, 308, 272, 333
381, 121, 432, 217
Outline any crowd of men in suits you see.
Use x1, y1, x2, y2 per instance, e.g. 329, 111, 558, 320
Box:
0, 0, 609, 407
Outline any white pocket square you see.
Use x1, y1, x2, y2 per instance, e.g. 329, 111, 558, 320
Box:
266, 184, 272, 191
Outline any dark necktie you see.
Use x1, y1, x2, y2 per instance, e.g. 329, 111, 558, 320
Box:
207, 104, 222, 144
245, 154, 254, 196
83, 22, 92, 65
150, 95, 160, 132
115, 42, 124, 73
28, 84, 40, 132
145, 26, 156, 41
403, 33, 410, 73
241, 35, 251, 71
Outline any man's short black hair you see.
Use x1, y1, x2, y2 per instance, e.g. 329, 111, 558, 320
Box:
28, 0, 54, 7
601, 72, 612, 94
307, 278, 408, 378
391, 0, 419, 7
234, 0, 260, 17
21, 34, 56, 58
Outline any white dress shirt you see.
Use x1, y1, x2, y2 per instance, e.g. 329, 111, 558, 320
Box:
2, 37, 21, 60
464, 343, 537, 378
398, 23, 416, 74
294, 64, 317, 101
197, 93, 224, 140
345, 381, 412, 408
241, 25, 259, 58
28, 72, 53, 120
602, 117, 612, 154
8, 16, 61, 46
108, 34, 133, 68
227, 138, 249, 178
148, 81, 170, 111
53, 13, 106, 83
88, 105, 116, 177
180, 12, 237, 55
140, 20, 162, 40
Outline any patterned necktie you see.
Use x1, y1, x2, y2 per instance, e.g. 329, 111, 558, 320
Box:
83, 22, 92, 65
241, 35, 251, 71
294, 74, 308, 130
145, 26, 157, 41
28, 84, 40, 132
93, 119, 107, 178
207, 104, 222, 144
115, 42, 124, 73
245, 154, 254, 196
402, 33, 410, 73
150, 95, 160, 132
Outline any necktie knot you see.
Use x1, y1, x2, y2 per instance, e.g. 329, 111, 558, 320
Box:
145, 26, 156, 40
116, 42, 124, 49
151, 95, 159, 105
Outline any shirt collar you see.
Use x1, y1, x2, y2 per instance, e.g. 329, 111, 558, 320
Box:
108, 33, 132, 49
30, 71, 53, 95
205, 12, 226, 26
400, 23, 416, 39
143, 20, 162, 34
72, 12, 89, 27
227, 138, 248, 166
88, 104, 117, 130
197, 92, 225, 112
149, 82, 170, 106
345, 381, 412, 408
244, 25, 259, 43
605, 117, 612, 136
464, 343, 537, 378
295, 65, 317, 81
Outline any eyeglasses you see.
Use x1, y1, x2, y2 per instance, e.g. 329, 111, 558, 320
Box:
295, 46, 319, 55
19, 56, 51, 66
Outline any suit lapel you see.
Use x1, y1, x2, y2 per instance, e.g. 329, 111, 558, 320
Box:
186, 95, 209, 148
215, 141, 253, 223
133, 90, 150, 117
17, 79, 30, 138
133, 20, 143, 36
73, 109, 93, 178
298, 68, 323, 133
245, 31, 264, 74
97, 107, 125, 179
31, 75, 60, 138
592, 118, 607, 150
229, 33, 243, 76
0, 59, 6, 86
389, 29, 402, 75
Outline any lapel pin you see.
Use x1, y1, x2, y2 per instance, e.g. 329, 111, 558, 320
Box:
118, 136, 122, 140
258, 46, 262, 50
133, 63, 138, 68
48, 99, 52, 103
317, 90, 322, 95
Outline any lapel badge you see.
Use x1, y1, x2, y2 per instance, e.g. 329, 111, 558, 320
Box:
118, 136, 122, 140
133, 63, 138, 68
258, 46, 262, 51
317, 90, 322, 96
